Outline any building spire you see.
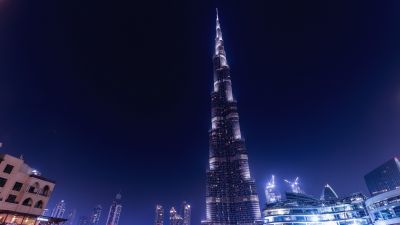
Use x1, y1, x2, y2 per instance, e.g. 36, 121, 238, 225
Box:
214, 8, 227, 67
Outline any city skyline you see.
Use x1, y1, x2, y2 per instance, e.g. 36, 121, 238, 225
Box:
1, 1, 400, 225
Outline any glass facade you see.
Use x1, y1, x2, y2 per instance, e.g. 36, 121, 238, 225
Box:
264, 193, 371, 225
365, 188, 400, 225
364, 158, 400, 196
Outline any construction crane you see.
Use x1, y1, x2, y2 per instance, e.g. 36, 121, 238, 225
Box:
284, 177, 302, 193
265, 175, 281, 204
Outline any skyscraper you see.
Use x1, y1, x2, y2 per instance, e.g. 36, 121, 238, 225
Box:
169, 207, 183, 225
203, 9, 262, 225
154, 204, 164, 225
182, 202, 191, 225
52, 200, 67, 218
320, 184, 339, 201
364, 157, 400, 196
90, 205, 102, 225
106, 194, 122, 225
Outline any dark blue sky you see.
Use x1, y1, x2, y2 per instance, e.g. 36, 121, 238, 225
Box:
1, 1, 400, 225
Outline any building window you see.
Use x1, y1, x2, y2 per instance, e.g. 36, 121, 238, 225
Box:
5, 194, 17, 203
28, 182, 39, 194
0, 177, 7, 187
41, 185, 50, 196
34, 200, 43, 209
22, 198, 33, 207
3, 164, 14, 174
12, 182, 23, 191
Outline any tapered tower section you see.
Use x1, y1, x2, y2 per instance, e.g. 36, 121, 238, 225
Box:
203, 9, 262, 225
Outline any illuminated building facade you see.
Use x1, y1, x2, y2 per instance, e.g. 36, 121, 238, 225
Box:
263, 192, 371, 225
364, 157, 400, 196
321, 184, 339, 201
203, 9, 262, 225
51, 200, 66, 218
182, 202, 191, 225
106, 194, 122, 225
364, 158, 400, 225
0, 153, 65, 225
170, 207, 183, 225
154, 204, 164, 225
365, 188, 400, 225
90, 205, 102, 225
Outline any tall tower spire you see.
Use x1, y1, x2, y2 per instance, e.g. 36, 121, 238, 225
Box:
203, 9, 262, 225
214, 8, 227, 67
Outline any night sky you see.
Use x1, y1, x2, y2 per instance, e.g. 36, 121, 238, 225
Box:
1, 1, 400, 225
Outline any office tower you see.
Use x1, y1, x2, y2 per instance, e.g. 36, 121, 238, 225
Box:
365, 157, 400, 225
182, 202, 191, 225
155, 204, 164, 225
265, 175, 281, 204
52, 200, 67, 218
90, 205, 102, 225
169, 207, 183, 225
364, 157, 400, 196
106, 193, 122, 225
320, 184, 339, 201
203, 9, 261, 225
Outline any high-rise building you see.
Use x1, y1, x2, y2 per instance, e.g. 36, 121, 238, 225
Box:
154, 204, 164, 225
170, 207, 183, 225
364, 157, 400, 196
90, 205, 102, 225
0, 153, 65, 225
364, 158, 400, 225
182, 202, 191, 225
52, 200, 67, 218
106, 193, 122, 225
320, 184, 339, 201
203, 9, 262, 225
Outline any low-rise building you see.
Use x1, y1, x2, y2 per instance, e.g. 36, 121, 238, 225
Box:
0, 153, 65, 225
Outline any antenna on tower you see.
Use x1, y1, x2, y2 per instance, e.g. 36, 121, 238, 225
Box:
216, 8, 219, 20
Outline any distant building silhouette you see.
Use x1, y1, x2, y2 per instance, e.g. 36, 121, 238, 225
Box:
106, 193, 122, 225
320, 184, 339, 201
52, 200, 67, 218
182, 202, 191, 225
154, 204, 164, 225
90, 205, 102, 225
169, 207, 183, 225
